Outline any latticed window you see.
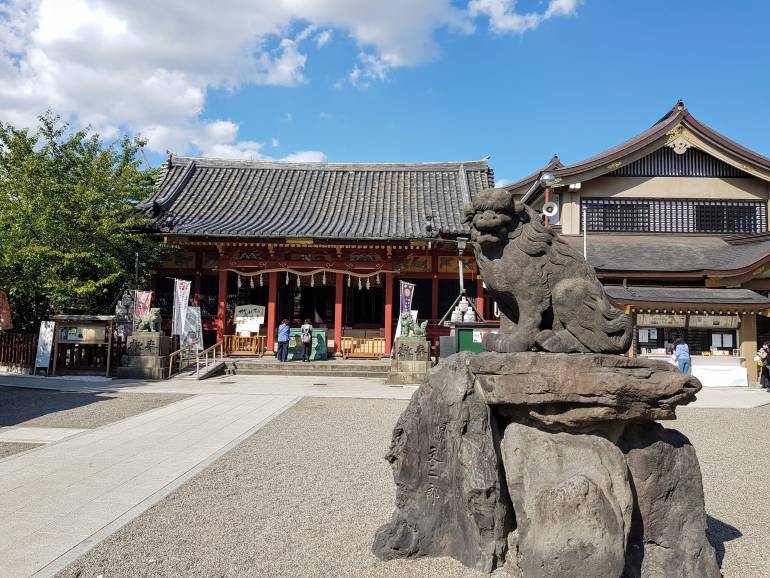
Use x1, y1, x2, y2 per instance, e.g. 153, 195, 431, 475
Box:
581, 198, 768, 233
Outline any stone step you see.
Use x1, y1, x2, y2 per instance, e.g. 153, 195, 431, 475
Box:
225, 368, 390, 378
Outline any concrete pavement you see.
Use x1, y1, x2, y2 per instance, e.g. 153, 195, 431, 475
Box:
0, 392, 299, 578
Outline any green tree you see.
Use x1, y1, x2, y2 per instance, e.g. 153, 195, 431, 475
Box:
0, 112, 171, 331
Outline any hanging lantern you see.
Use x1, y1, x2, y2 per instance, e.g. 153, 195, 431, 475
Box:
250, 276, 254, 289
259, 274, 264, 287
311, 274, 315, 287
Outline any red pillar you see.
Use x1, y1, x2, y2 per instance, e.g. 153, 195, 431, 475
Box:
431, 275, 439, 320
193, 252, 202, 306
266, 271, 277, 354
476, 277, 485, 321
385, 272, 394, 355
334, 273, 343, 355
216, 267, 227, 342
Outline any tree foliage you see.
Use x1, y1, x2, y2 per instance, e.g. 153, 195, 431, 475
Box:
0, 112, 170, 331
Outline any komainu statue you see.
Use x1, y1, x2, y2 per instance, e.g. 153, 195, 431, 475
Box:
135, 307, 161, 332
399, 311, 428, 337
463, 188, 632, 354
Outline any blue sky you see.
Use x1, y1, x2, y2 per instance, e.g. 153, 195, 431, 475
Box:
2, 0, 769, 185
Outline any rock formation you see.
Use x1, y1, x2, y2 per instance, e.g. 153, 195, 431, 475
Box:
373, 352, 721, 578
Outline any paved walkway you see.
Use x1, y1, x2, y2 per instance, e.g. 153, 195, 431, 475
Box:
0, 392, 299, 578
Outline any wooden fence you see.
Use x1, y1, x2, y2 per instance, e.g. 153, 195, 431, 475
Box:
0, 333, 38, 368
224, 334, 267, 356
340, 337, 385, 359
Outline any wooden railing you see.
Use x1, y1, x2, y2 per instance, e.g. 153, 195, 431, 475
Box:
224, 334, 266, 356
196, 342, 224, 376
166, 343, 197, 378
340, 336, 386, 359
0, 333, 37, 368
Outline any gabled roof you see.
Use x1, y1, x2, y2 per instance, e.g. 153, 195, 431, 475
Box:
512, 100, 770, 203
138, 156, 494, 240
504, 154, 563, 197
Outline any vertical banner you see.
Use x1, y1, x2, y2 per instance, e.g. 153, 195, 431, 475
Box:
171, 279, 191, 337
0, 290, 12, 330
35, 320, 55, 371
133, 290, 153, 327
400, 281, 415, 313
182, 306, 203, 352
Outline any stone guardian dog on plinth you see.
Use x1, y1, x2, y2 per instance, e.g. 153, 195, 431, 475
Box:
372, 188, 720, 578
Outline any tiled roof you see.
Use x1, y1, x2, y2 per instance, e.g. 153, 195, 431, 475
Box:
561, 234, 770, 274
139, 156, 494, 240
605, 286, 770, 306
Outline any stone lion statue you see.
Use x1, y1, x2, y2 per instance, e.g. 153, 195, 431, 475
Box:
400, 311, 428, 337
464, 188, 632, 354
135, 307, 161, 332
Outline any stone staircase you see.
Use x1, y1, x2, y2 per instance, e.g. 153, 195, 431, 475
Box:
222, 358, 391, 379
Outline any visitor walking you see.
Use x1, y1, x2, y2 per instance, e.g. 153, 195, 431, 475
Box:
673, 337, 691, 374
300, 318, 313, 362
277, 319, 290, 362
756, 341, 770, 389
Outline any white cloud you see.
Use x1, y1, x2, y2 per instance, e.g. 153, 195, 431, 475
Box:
271, 137, 280, 148
0, 0, 582, 155
281, 150, 327, 163
495, 178, 514, 188
315, 29, 333, 48
469, 0, 579, 34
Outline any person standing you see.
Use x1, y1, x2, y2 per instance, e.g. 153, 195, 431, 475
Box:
277, 319, 290, 362
300, 318, 313, 362
673, 337, 691, 374
757, 341, 770, 389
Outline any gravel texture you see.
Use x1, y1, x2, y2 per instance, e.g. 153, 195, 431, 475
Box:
0, 441, 42, 459
58, 397, 769, 578
675, 404, 770, 578
0, 387, 189, 429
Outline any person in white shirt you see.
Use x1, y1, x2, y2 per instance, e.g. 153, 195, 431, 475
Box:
300, 318, 313, 362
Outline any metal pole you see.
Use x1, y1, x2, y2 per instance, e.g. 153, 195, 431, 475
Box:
458, 254, 465, 294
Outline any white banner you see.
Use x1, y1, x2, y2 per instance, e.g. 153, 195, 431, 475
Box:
35, 320, 55, 370
182, 306, 203, 352
171, 279, 191, 337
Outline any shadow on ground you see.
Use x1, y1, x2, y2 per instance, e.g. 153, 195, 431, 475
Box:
707, 514, 742, 567
0, 387, 109, 427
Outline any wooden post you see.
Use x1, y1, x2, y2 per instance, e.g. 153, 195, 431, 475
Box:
266, 272, 277, 354
105, 320, 113, 377
193, 252, 202, 306
385, 272, 394, 355
740, 312, 758, 384
543, 186, 551, 227
476, 277, 485, 321
431, 275, 439, 320
216, 267, 227, 342
51, 320, 59, 377
335, 273, 344, 355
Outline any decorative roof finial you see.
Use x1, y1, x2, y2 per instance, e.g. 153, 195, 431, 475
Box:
675, 99, 685, 111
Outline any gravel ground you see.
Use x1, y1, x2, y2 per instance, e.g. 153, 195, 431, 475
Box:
58, 398, 769, 578
0, 387, 189, 429
675, 404, 770, 578
0, 441, 42, 459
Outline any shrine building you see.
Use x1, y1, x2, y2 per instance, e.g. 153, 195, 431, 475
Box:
506, 101, 770, 385
141, 158, 494, 357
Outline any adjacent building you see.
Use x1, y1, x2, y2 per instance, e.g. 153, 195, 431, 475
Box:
506, 101, 770, 383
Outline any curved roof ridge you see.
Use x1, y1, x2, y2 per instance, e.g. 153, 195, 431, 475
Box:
169, 155, 491, 172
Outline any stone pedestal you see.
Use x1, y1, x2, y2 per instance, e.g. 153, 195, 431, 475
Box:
373, 352, 720, 577
116, 331, 172, 380
386, 336, 430, 385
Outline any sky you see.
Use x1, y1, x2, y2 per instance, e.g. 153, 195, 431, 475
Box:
1, 0, 769, 186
